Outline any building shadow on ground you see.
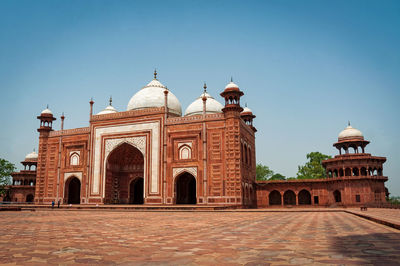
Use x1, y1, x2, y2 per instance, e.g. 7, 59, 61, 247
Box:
330, 232, 400, 265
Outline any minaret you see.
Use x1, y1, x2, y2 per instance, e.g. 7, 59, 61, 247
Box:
220, 78, 244, 116
241, 104, 257, 132
35, 106, 56, 203
220, 79, 244, 204
37, 105, 56, 135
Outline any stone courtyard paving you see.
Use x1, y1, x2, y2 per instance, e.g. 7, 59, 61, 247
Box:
0, 210, 399, 265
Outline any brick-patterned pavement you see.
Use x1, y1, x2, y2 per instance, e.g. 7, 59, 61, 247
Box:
0, 210, 399, 265
347, 207, 400, 229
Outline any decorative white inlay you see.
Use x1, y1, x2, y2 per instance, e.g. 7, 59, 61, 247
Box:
104, 136, 146, 157
92, 121, 160, 196
173, 167, 197, 178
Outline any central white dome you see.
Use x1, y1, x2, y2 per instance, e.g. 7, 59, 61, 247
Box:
127, 79, 182, 116
184, 92, 224, 116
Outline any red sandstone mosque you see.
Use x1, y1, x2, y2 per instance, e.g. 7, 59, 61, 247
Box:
5, 71, 389, 207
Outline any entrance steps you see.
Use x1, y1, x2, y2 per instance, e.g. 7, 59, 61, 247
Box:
2, 204, 243, 211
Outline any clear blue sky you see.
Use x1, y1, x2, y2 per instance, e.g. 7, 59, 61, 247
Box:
1, 0, 399, 196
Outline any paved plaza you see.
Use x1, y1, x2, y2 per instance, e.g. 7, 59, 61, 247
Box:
0, 210, 399, 265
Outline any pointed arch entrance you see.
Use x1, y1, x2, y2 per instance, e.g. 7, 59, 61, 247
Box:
66, 177, 81, 204
175, 172, 196, 204
269, 190, 281, 205
129, 178, 144, 204
283, 190, 296, 205
105, 143, 144, 204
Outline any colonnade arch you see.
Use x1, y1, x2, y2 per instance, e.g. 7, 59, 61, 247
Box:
268, 189, 313, 206
298, 189, 311, 205
283, 190, 296, 205
327, 166, 383, 178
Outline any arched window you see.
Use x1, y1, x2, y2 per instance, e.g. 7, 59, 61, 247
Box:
248, 146, 251, 166
241, 143, 244, 163
70, 153, 80, 166
179, 145, 192, 160
244, 145, 248, 164
345, 168, 351, 176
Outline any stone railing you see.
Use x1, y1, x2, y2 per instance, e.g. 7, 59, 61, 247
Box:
49, 127, 90, 137
167, 113, 225, 124
91, 107, 165, 121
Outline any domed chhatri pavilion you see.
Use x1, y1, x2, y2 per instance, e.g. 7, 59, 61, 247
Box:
8, 72, 388, 207
256, 123, 388, 207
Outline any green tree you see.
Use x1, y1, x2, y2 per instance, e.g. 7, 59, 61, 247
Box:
256, 163, 274, 181
297, 152, 331, 179
0, 158, 15, 196
270, 173, 286, 180
388, 196, 400, 205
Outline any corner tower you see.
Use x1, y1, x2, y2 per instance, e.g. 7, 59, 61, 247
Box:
322, 123, 387, 205
35, 106, 56, 203
220, 80, 245, 204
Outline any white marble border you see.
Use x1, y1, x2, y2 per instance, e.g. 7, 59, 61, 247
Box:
173, 167, 198, 179
92, 121, 160, 196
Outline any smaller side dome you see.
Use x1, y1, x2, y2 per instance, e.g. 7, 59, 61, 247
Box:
184, 92, 224, 116
97, 105, 117, 115
241, 106, 253, 115
97, 97, 118, 115
25, 151, 38, 161
225, 81, 239, 91
338, 124, 364, 141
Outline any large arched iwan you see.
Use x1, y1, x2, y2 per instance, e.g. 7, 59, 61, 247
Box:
105, 143, 144, 204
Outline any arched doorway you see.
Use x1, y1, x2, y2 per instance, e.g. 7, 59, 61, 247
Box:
66, 177, 81, 204
333, 190, 341, 203
269, 190, 281, 205
26, 194, 34, 203
105, 143, 144, 204
283, 190, 296, 205
298, 190, 311, 205
129, 178, 144, 204
175, 172, 196, 204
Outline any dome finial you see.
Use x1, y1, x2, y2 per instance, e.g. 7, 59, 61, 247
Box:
348, 120, 351, 126
154, 69, 157, 80
245, 102, 247, 107
33, 148, 35, 152
203, 82, 207, 93
109, 96, 112, 106
46, 104, 49, 109
231, 76, 233, 82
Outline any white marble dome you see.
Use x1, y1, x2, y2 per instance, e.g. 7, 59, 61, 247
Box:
338, 125, 363, 140
25, 151, 38, 160
225, 81, 239, 90
184, 92, 224, 116
97, 105, 117, 115
127, 79, 182, 116
241, 106, 253, 114
41, 107, 53, 115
